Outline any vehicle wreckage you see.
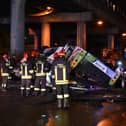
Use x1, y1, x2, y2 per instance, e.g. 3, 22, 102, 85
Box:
9, 44, 126, 100
44, 44, 126, 101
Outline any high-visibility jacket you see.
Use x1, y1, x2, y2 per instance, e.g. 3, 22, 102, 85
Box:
0, 58, 10, 77
51, 56, 70, 85
35, 60, 46, 77
20, 60, 33, 79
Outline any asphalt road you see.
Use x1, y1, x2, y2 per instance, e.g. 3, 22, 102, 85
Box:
0, 88, 126, 126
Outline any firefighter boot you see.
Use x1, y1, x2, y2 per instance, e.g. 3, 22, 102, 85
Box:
1, 88, 7, 92
32, 91, 39, 96
63, 98, 69, 108
57, 99, 62, 109
40, 91, 46, 96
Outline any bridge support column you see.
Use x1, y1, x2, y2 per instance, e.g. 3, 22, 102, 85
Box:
10, 0, 26, 55
107, 34, 115, 49
77, 22, 87, 49
41, 22, 50, 47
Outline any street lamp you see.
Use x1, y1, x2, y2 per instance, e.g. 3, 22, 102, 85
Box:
30, 6, 54, 17
97, 20, 104, 26
121, 33, 126, 37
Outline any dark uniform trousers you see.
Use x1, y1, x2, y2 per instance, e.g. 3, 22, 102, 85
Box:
21, 79, 31, 96
34, 75, 46, 96
33, 60, 47, 96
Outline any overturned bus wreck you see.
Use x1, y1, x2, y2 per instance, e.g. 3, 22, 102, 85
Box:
47, 45, 126, 101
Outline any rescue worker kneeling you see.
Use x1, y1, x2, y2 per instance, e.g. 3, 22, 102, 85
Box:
51, 50, 71, 108
33, 53, 47, 96
20, 52, 33, 96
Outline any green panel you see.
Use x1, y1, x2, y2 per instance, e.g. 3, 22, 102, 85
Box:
84, 53, 96, 63
70, 50, 87, 69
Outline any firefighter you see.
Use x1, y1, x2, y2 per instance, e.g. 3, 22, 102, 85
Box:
29, 50, 38, 92
20, 52, 33, 96
50, 50, 71, 108
33, 53, 47, 96
0, 53, 10, 91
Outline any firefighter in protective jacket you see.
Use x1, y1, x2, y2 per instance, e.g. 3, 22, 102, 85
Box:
33, 53, 47, 96
20, 52, 33, 96
51, 50, 71, 108
0, 54, 10, 91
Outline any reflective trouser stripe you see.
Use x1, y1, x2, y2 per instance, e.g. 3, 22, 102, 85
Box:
1, 73, 9, 76
36, 73, 46, 76
2, 83, 6, 88
55, 80, 68, 85
8, 76, 12, 79
64, 94, 69, 98
20, 87, 25, 90
21, 76, 32, 79
26, 87, 30, 90
41, 88, 46, 92
57, 95, 63, 99
52, 87, 56, 90
20, 87, 30, 90
34, 88, 40, 91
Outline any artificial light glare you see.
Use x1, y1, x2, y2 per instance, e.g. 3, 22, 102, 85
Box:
112, 4, 116, 12
97, 20, 104, 26
30, 6, 54, 17
122, 33, 126, 37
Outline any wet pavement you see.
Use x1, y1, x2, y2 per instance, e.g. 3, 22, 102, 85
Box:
0, 88, 126, 126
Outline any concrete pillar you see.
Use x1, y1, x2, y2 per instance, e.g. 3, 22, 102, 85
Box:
107, 35, 114, 49
10, 0, 26, 55
41, 22, 50, 47
77, 22, 87, 49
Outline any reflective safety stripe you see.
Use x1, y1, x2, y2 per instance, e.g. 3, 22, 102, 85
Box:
57, 95, 63, 99
1, 83, 4, 87
52, 87, 56, 90
36, 73, 46, 76
21, 76, 32, 79
1, 73, 9, 76
41, 88, 46, 92
56, 80, 69, 85
21, 63, 28, 76
2, 84, 6, 88
8, 76, 12, 79
9, 66, 13, 69
30, 85, 34, 88
34, 88, 40, 91
4, 84, 6, 87
20, 87, 25, 90
64, 94, 69, 98
26, 87, 30, 90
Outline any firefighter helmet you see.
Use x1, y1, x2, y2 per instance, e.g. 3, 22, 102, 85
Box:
31, 50, 38, 57
54, 52, 58, 58
23, 52, 29, 59
58, 50, 65, 57
3, 53, 8, 59
31, 50, 36, 57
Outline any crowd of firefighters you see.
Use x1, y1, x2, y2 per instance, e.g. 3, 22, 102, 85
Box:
0, 49, 71, 109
